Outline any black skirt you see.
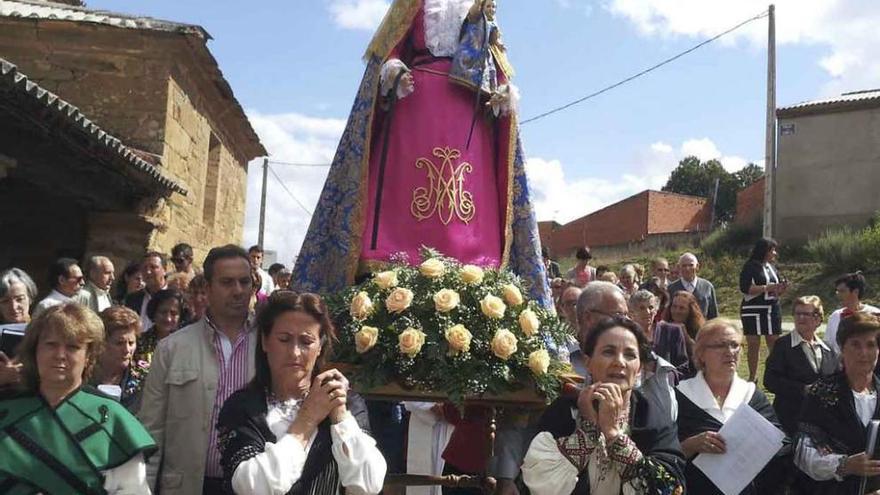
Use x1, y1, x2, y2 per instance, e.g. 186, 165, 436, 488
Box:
740, 297, 782, 336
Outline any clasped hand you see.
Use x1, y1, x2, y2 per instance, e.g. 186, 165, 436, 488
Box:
292, 369, 349, 432
578, 382, 626, 441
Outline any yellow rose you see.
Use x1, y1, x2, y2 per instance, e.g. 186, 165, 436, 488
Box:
349, 291, 374, 321
385, 288, 414, 313
355, 326, 379, 353
460, 265, 485, 285
374, 270, 398, 289
501, 284, 524, 307
445, 324, 473, 355
433, 289, 461, 313
398, 327, 426, 357
528, 349, 550, 376
491, 329, 518, 360
420, 258, 446, 278
480, 294, 507, 319
518, 309, 541, 337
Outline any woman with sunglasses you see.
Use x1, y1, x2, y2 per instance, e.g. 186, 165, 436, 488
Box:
675, 319, 789, 494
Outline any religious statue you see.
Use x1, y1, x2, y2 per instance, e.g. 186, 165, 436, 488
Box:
292, 0, 550, 306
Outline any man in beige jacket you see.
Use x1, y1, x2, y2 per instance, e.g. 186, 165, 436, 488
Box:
138, 244, 257, 494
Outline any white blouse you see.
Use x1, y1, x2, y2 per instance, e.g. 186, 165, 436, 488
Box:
795, 389, 877, 482
676, 372, 756, 424
102, 454, 151, 494
231, 402, 387, 495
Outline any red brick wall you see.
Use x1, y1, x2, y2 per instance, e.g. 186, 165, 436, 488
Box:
647, 191, 711, 234
735, 177, 765, 225
541, 190, 710, 258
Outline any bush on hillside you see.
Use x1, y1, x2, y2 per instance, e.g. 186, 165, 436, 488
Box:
700, 220, 762, 258
806, 219, 880, 274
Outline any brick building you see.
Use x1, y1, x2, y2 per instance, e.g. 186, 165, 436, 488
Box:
735, 176, 765, 226
540, 190, 711, 259
0, 0, 265, 285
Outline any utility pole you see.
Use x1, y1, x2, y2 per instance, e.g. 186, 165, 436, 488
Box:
258, 157, 268, 248
763, 4, 776, 238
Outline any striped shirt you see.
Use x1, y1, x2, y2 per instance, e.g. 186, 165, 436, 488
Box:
204, 314, 254, 479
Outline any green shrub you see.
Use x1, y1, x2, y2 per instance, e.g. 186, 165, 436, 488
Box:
700, 220, 762, 258
806, 220, 880, 273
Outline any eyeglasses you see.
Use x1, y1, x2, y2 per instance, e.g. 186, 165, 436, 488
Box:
561, 300, 578, 308
705, 341, 742, 351
655, 268, 670, 273
68, 275, 84, 283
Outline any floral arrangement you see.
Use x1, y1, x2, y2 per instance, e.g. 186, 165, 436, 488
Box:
329, 248, 570, 404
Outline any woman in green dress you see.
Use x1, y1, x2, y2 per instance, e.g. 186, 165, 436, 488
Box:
0, 303, 156, 494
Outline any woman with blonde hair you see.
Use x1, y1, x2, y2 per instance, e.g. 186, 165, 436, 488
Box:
764, 295, 837, 437
0, 303, 156, 493
675, 319, 789, 494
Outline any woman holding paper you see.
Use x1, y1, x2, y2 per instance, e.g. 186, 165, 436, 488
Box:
795, 312, 880, 495
675, 319, 789, 494
521, 317, 685, 495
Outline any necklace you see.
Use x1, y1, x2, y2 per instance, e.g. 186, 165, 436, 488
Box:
267, 391, 305, 420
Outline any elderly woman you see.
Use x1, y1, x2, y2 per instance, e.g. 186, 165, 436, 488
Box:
218, 291, 386, 494
0, 303, 156, 493
0, 267, 38, 325
795, 312, 880, 494
522, 317, 685, 494
675, 319, 789, 494
91, 306, 147, 411
618, 264, 639, 298
740, 237, 787, 382
764, 296, 838, 437
630, 290, 690, 382
135, 289, 184, 364
0, 268, 38, 388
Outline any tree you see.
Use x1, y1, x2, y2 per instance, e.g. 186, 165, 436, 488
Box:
662, 157, 763, 225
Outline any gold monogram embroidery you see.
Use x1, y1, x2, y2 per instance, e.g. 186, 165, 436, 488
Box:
411, 147, 476, 225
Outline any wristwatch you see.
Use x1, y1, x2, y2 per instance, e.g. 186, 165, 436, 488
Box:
835, 455, 847, 478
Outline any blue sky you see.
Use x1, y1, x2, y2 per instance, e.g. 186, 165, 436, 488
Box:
87, 0, 880, 264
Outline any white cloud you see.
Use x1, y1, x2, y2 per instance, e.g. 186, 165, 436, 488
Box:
242, 111, 345, 265
327, 0, 390, 31
605, 0, 880, 96
527, 136, 755, 223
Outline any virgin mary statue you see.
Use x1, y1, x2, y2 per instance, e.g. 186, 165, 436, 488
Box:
292, 0, 550, 306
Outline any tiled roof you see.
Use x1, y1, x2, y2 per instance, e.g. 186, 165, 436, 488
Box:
0, 57, 188, 195
0, 0, 208, 37
778, 89, 880, 117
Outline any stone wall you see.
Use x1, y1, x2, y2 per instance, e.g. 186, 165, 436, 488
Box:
0, 20, 169, 155
151, 77, 247, 266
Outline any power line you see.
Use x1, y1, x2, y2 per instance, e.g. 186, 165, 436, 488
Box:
520, 9, 769, 125
267, 164, 314, 217
267, 159, 332, 167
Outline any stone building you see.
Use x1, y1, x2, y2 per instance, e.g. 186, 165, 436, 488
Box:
0, 0, 265, 285
775, 90, 880, 242
539, 190, 711, 260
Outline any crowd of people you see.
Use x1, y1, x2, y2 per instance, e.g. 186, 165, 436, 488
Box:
1, 238, 880, 494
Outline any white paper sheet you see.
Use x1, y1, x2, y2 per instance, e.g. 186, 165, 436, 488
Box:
692, 403, 785, 495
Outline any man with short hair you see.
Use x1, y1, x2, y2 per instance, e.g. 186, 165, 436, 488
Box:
492, 281, 677, 494
74, 255, 115, 313
824, 272, 879, 353
170, 243, 197, 276
559, 286, 581, 330
33, 258, 84, 317
124, 251, 168, 330
248, 244, 275, 295
138, 244, 256, 494
667, 252, 718, 319
646, 257, 670, 289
